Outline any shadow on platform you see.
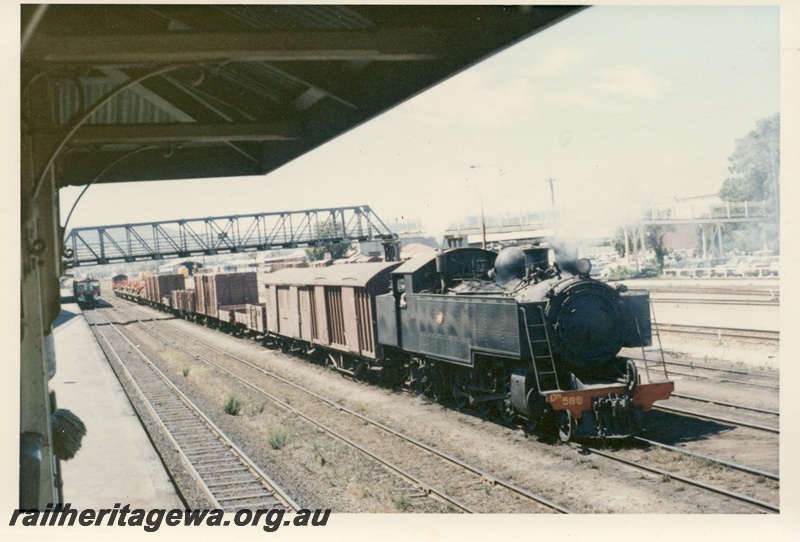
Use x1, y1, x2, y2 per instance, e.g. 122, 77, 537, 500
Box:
54, 307, 81, 329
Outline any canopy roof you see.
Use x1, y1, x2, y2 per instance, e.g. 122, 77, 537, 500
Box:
22, 5, 583, 188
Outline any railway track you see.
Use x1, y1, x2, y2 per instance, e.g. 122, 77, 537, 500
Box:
634, 381, 779, 500
110, 301, 573, 514
652, 403, 778, 434
647, 286, 779, 298
634, 356, 778, 379
103, 297, 780, 513
84, 309, 300, 512
630, 355, 779, 389
651, 297, 777, 307
632, 437, 778, 480
652, 323, 779, 342
577, 444, 779, 513
670, 392, 778, 417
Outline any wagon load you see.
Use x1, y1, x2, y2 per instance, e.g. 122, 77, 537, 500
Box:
114, 279, 145, 299
218, 305, 250, 327
145, 274, 185, 304
247, 303, 267, 334
171, 289, 196, 314
194, 272, 259, 317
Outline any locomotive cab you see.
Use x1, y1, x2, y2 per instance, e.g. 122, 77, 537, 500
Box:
377, 248, 501, 351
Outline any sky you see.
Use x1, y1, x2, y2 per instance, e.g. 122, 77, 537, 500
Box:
59, 5, 781, 241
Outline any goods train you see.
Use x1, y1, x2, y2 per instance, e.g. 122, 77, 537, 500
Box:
114, 245, 674, 441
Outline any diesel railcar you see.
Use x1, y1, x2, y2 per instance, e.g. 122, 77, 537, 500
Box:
72, 278, 101, 309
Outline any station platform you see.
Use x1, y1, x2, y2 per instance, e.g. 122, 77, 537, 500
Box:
50, 298, 182, 508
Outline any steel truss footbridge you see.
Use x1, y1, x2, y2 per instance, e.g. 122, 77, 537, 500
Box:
443, 200, 772, 259
63, 205, 399, 268
621, 200, 772, 261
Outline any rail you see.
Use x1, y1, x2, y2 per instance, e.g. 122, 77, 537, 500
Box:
115, 299, 573, 514
86, 310, 300, 511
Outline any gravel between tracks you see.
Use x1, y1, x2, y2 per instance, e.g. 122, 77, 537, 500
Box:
101, 302, 778, 514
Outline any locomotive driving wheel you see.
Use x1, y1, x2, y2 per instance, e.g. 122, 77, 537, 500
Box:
426, 367, 444, 403
451, 372, 468, 409
474, 399, 491, 418
557, 410, 577, 442
500, 399, 516, 425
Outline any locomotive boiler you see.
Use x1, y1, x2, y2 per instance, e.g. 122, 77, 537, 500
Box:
375, 245, 673, 440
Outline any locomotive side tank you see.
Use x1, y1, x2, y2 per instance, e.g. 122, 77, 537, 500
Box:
376, 245, 673, 440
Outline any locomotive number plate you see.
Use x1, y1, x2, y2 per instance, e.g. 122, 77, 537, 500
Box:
547, 393, 584, 407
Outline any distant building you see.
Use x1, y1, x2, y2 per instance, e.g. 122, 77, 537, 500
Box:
357, 237, 437, 259
157, 259, 202, 276
400, 242, 436, 260
662, 226, 697, 252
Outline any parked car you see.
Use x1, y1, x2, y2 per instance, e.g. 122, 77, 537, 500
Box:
662, 266, 678, 277
768, 256, 779, 277
663, 260, 693, 278
694, 258, 723, 278
748, 256, 774, 277
679, 260, 699, 277
589, 265, 607, 278
692, 260, 716, 278
713, 256, 747, 277
730, 257, 757, 277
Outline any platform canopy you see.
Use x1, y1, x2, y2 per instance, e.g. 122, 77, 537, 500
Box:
22, 4, 584, 188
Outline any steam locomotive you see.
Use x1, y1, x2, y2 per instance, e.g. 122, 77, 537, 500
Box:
374, 245, 674, 440
116, 244, 674, 440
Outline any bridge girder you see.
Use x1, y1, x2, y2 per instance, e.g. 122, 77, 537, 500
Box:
63, 205, 399, 267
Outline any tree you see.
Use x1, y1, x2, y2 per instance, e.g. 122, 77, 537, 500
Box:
643, 224, 674, 268
304, 223, 352, 262
612, 223, 674, 270
718, 113, 780, 254
719, 113, 779, 212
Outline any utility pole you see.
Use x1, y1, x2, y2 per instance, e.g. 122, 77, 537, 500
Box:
545, 177, 556, 236
545, 177, 556, 211
480, 196, 487, 250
